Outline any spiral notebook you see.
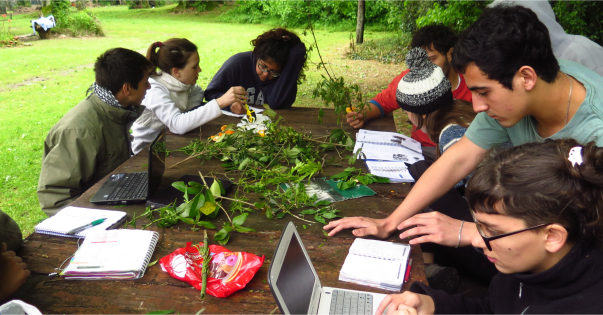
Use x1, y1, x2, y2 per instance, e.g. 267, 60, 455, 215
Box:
34, 206, 128, 238
339, 238, 411, 291
61, 229, 159, 280
364, 160, 414, 183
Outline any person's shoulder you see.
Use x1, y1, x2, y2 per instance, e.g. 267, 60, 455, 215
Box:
50, 97, 104, 135
225, 51, 252, 64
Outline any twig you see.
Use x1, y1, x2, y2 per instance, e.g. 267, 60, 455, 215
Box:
307, 14, 333, 81
219, 196, 255, 207
216, 202, 233, 224
265, 144, 285, 169
170, 150, 204, 168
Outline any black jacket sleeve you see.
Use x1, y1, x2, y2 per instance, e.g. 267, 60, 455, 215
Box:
410, 282, 493, 314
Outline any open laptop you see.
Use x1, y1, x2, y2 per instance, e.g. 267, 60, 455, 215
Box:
90, 128, 166, 205
268, 221, 388, 315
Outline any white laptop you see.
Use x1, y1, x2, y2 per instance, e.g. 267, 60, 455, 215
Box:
268, 221, 388, 315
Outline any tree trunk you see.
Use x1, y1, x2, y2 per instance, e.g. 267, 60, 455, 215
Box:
356, 0, 365, 44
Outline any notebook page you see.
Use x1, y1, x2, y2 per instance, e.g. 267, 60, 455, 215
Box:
339, 255, 404, 284
63, 229, 157, 275
349, 239, 410, 261
356, 129, 422, 153
35, 206, 127, 238
354, 143, 424, 163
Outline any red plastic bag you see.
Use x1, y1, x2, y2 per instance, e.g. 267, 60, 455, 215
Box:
159, 241, 264, 298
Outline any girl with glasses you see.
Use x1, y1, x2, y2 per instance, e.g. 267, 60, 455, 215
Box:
377, 138, 603, 314
131, 38, 248, 154
204, 28, 307, 110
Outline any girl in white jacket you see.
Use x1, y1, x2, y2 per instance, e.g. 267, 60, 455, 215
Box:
131, 38, 247, 154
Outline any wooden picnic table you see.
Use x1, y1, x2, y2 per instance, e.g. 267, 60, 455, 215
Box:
14, 108, 426, 314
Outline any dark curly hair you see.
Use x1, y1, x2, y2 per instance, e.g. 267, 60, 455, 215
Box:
411, 24, 458, 56
251, 28, 307, 84
451, 5, 559, 90
467, 139, 603, 245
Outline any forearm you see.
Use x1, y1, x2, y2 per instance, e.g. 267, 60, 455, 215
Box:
389, 137, 485, 228
162, 100, 222, 134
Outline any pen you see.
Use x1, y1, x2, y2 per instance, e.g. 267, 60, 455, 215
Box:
404, 258, 413, 283
66, 218, 106, 235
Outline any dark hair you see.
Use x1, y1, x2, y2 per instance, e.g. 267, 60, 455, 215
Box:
413, 99, 476, 158
94, 47, 153, 96
251, 28, 307, 84
451, 5, 560, 90
466, 139, 603, 244
147, 38, 198, 76
411, 24, 458, 56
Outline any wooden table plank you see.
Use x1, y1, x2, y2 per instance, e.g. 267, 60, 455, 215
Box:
14, 108, 425, 314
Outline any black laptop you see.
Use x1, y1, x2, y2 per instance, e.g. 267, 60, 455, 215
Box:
90, 128, 166, 205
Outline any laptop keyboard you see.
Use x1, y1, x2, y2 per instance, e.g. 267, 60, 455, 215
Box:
329, 289, 373, 315
107, 172, 148, 201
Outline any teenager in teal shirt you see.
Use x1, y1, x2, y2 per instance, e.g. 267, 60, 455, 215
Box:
325, 5, 603, 284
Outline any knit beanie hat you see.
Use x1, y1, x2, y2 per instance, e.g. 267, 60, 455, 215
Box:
396, 47, 453, 115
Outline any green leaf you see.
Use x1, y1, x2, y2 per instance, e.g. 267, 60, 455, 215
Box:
321, 212, 340, 219
209, 179, 221, 198
263, 106, 277, 119
172, 181, 187, 193
318, 108, 324, 125
276, 212, 287, 219
188, 181, 204, 194
196, 221, 216, 229
345, 136, 354, 147
232, 213, 248, 226
303, 225, 307, 229
198, 201, 217, 216
330, 170, 352, 180
214, 225, 233, 242
238, 157, 250, 170
180, 217, 196, 225
300, 209, 317, 215
314, 214, 326, 224
148, 259, 158, 267
315, 200, 331, 206
265, 209, 274, 219
235, 226, 256, 233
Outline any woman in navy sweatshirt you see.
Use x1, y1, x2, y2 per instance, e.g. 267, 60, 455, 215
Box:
204, 28, 307, 110
377, 138, 603, 314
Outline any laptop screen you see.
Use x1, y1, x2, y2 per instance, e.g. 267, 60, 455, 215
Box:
147, 129, 166, 197
274, 231, 316, 315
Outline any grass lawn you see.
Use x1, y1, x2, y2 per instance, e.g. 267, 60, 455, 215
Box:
0, 4, 408, 237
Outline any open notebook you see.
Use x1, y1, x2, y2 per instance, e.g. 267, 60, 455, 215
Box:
35, 206, 127, 238
61, 229, 159, 280
339, 238, 411, 291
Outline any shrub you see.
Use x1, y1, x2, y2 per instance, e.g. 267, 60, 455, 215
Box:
416, 1, 492, 33
553, 0, 603, 46
347, 32, 412, 64
171, 1, 223, 13
51, 0, 104, 37
218, 1, 403, 31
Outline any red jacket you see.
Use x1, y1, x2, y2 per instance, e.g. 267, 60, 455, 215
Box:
371, 70, 472, 147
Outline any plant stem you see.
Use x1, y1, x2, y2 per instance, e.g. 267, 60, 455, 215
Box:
307, 14, 333, 81
219, 196, 255, 207
216, 202, 233, 224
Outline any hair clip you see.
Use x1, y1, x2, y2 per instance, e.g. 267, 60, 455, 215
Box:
155, 41, 163, 47
568, 146, 583, 167
282, 35, 290, 41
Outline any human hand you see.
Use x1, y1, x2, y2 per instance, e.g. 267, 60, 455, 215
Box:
398, 212, 476, 247
231, 102, 246, 115
376, 292, 435, 315
323, 217, 395, 238
346, 111, 365, 129
216, 86, 248, 109
0, 242, 31, 301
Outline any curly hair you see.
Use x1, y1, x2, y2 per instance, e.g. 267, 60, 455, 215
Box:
411, 24, 458, 56
467, 139, 603, 245
251, 28, 307, 84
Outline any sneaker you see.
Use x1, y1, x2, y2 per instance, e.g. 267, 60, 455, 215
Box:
425, 263, 459, 294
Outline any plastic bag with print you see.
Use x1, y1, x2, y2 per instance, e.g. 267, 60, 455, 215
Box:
159, 241, 264, 298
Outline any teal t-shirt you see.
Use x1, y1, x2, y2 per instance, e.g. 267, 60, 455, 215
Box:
465, 59, 603, 149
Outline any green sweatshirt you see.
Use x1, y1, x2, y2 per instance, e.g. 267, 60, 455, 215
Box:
37, 93, 145, 216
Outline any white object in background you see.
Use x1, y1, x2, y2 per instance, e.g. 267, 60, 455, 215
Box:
0, 300, 43, 315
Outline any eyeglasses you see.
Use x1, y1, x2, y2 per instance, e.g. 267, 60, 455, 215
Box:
471, 211, 552, 251
257, 60, 281, 78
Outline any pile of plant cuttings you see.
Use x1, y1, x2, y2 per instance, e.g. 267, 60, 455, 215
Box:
130, 106, 388, 244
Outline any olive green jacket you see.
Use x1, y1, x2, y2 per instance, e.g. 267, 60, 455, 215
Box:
37, 94, 145, 216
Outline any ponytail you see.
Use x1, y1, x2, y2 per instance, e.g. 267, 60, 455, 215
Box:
146, 38, 197, 76
466, 139, 603, 245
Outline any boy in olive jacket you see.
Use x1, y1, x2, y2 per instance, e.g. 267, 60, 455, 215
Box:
37, 48, 153, 216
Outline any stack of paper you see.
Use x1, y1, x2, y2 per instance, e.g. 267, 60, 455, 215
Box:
339, 238, 411, 291
365, 160, 414, 183
61, 229, 159, 280
35, 206, 127, 238
354, 129, 424, 163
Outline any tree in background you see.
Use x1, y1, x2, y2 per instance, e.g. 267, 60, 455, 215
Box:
416, 1, 492, 33
553, 0, 603, 46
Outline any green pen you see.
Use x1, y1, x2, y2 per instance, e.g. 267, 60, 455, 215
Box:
66, 218, 107, 235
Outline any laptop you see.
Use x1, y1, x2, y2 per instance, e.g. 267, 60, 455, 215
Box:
90, 128, 166, 205
146, 175, 234, 209
268, 221, 388, 315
